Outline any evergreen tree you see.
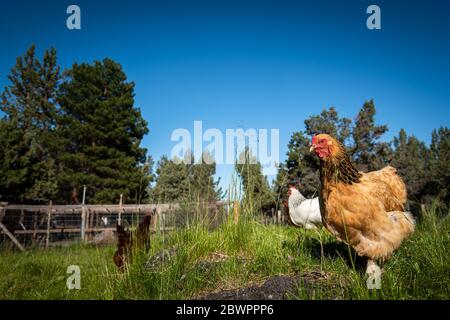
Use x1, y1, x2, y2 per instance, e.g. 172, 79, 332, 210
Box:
391, 129, 430, 211
272, 162, 287, 194
57, 58, 150, 203
428, 127, 450, 210
0, 45, 60, 203
135, 158, 154, 204
283, 131, 320, 197
0, 119, 32, 202
152, 156, 190, 203
152, 152, 221, 203
352, 99, 391, 171
236, 148, 275, 213
304, 106, 352, 144
189, 152, 221, 202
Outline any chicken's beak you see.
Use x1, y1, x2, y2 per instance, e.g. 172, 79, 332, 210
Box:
309, 144, 316, 153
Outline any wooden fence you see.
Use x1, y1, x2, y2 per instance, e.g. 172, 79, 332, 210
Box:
0, 200, 287, 251
0, 200, 235, 251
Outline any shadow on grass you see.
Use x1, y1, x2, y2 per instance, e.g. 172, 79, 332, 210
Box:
287, 234, 368, 272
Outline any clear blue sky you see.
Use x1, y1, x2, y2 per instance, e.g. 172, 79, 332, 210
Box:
1, 0, 449, 193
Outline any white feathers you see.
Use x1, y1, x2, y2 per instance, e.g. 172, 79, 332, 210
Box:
287, 187, 322, 229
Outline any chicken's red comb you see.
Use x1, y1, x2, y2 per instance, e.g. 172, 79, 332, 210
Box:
312, 135, 318, 144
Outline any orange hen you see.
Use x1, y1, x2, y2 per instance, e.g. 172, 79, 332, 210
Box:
310, 134, 415, 276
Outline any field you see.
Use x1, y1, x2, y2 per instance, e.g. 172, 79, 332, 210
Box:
0, 204, 449, 300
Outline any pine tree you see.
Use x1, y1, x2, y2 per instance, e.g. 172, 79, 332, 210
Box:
151, 152, 221, 203
135, 158, 155, 204
151, 156, 190, 203
0, 45, 60, 203
0, 119, 32, 202
391, 129, 430, 211
57, 58, 150, 204
189, 152, 221, 202
236, 148, 275, 213
429, 127, 450, 210
352, 99, 391, 171
272, 162, 288, 201
283, 131, 320, 197
304, 107, 352, 144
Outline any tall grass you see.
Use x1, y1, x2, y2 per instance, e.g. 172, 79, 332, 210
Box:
0, 202, 448, 300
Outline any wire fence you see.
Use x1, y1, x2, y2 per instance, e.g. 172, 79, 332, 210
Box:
0, 199, 288, 251
0, 201, 271, 250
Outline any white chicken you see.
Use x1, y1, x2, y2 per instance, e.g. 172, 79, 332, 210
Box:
287, 186, 322, 229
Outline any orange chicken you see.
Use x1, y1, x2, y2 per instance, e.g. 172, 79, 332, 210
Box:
310, 133, 415, 277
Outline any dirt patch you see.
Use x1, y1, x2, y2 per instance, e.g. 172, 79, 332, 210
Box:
198, 271, 330, 300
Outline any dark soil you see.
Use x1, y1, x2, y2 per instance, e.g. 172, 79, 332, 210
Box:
198, 272, 329, 300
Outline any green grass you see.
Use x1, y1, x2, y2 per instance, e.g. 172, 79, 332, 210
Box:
0, 206, 449, 300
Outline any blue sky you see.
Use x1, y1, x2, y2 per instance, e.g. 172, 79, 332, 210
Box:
1, 0, 449, 193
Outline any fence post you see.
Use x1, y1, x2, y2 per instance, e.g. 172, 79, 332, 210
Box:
81, 185, 87, 241
45, 201, 52, 248
152, 207, 158, 232
89, 209, 94, 234
118, 194, 123, 226
0, 203, 5, 223
233, 200, 239, 225
32, 213, 38, 245
81, 207, 86, 241
277, 210, 281, 224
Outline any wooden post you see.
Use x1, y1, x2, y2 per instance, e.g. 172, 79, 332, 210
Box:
151, 208, 158, 231
277, 210, 281, 225
45, 201, 52, 248
81, 207, 86, 241
86, 209, 90, 240
137, 205, 141, 225
32, 213, 38, 245
0, 203, 6, 224
233, 200, 239, 225
0, 222, 25, 252
81, 185, 87, 241
161, 212, 166, 232
89, 209, 94, 234
118, 194, 123, 226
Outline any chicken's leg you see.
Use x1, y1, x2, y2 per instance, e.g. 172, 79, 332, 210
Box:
366, 259, 382, 289
366, 259, 381, 275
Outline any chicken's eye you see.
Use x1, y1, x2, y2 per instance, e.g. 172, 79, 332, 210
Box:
319, 139, 325, 144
